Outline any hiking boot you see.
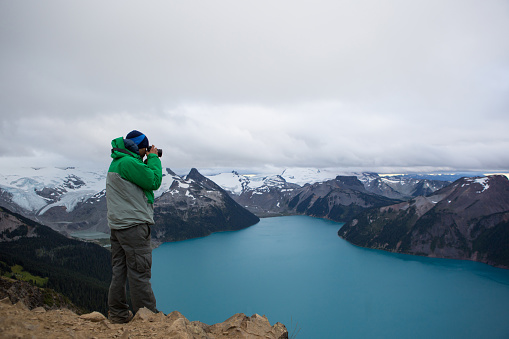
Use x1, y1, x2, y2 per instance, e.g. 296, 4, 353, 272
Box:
108, 310, 133, 324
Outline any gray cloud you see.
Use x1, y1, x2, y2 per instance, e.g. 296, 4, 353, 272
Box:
1, 0, 508, 172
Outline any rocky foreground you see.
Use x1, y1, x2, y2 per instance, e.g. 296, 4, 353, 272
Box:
0, 297, 288, 339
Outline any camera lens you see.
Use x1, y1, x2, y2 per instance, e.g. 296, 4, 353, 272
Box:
157, 149, 163, 157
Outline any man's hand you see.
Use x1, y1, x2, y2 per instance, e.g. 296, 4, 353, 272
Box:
147, 145, 158, 155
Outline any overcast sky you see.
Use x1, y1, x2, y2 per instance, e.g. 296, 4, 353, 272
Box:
1, 0, 508, 174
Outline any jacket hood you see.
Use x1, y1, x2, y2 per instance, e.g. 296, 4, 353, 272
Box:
111, 137, 141, 160
111, 137, 125, 150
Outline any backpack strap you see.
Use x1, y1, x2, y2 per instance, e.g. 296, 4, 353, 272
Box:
111, 148, 136, 157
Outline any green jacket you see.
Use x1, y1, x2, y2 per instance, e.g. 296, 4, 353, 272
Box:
106, 137, 163, 230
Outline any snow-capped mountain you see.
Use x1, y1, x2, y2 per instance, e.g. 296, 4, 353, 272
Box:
207, 169, 450, 198
205, 169, 451, 218
206, 168, 344, 193
0, 166, 259, 241
231, 174, 302, 217
0, 167, 106, 216
152, 168, 259, 242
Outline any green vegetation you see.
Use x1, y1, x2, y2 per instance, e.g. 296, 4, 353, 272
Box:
289, 316, 301, 339
1, 263, 49, 287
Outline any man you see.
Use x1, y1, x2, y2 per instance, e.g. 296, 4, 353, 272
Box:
106, 130, 162, 323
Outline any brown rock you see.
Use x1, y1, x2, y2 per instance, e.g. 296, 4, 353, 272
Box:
100, 319, 115, 330
208, 313, 288, 339
80, 311, 107, 322
131, 307, 155, 322
169, 317, 190, 332
14, 301, 29, 311
0, 300, 288, 339
150, 311, 166, 322
119, 329, 131, 339
0, 296, 12, 305
166, 310, 188, 325
32, 306, 46, 313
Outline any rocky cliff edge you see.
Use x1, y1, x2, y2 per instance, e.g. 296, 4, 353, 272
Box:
0, 296, 288, 339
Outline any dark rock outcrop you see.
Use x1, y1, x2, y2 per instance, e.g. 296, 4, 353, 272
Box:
0, 276, 79, 313
338, 175, 509, 268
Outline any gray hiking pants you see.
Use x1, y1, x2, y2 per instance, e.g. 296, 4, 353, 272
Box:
108, 223, 157, 321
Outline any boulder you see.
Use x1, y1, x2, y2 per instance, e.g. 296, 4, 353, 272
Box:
80, 311, 107, 322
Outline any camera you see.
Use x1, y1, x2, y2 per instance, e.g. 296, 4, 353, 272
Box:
148, 146, 162, 157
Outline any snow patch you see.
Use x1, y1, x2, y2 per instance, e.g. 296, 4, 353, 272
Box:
205, 172, 249, 195
464, 177, 490, 193
2, 186, 48, 211
38, 190, 97, 215
178, 182, 190, 189
474, 177, 490, 193
185, 190, 196, 200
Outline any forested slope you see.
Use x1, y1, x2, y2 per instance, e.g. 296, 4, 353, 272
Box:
0, 207, 111, 314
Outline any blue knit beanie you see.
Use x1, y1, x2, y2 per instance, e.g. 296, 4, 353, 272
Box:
126, 130, 149, 149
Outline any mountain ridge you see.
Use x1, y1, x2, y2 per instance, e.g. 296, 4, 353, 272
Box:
218, 172, 445, 222
1, 167, 449, 239
338, 175, 509, 269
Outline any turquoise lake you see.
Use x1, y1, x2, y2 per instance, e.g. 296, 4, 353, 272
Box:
152, 216, 509, 339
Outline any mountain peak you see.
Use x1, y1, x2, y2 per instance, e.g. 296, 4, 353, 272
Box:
334, 175, 365, 191
186, 168, 224, 192
186, 167, 201, 179
165, 168, 177, 176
